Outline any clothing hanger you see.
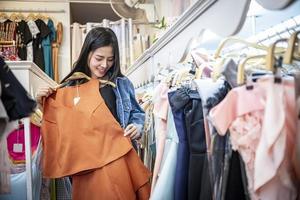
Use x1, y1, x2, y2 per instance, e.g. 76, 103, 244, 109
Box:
212, 37, 268, 82
57, 72, 116, 89
178, 30, 204, 64
9, 13, 18, 21
35, 12, 46, 21
30, 108, 43, 127
0, 12, 8, 23
283, 31, 300, 64
16, 13, 25, 21
237, 38, 289, 85
266, 38, 288, 72
237, 54, 266, 85
26, 13, 36, 21
214, 37, 269, 59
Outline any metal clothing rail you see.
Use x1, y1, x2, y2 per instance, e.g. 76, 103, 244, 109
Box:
223, 15, 300, 53
0, 8, 66, 13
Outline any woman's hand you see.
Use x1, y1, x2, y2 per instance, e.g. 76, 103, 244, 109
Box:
124, 124, 140, 140
36, 86, 55, 106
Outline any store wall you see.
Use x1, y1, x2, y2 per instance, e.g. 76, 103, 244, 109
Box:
153, 0, 196, 20
0, 1, 71, 82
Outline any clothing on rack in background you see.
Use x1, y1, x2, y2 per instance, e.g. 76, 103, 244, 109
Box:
52, 22, 63, 82
42, 19, 56, 79
71, 22, 82, 67
0, 57, 37, 194
0, 13, 63, 82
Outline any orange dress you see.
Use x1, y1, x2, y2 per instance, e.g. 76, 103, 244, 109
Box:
41, 79, 151, 200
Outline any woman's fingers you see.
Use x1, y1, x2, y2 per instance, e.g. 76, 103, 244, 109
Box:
36, 87, 55, 105
124, 124, 140, 139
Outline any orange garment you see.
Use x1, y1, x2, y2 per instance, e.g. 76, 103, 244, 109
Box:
52, 22, 63, 82
41, 79, 151, 199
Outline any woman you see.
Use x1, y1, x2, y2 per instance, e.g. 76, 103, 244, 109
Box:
37, 27, 151, 199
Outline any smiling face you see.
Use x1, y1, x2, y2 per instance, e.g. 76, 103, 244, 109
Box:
88, 45, 114, 79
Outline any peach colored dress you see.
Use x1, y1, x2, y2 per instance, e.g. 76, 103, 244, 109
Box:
41, 79, 151, 200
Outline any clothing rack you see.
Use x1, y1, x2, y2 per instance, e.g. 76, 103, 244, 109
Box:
0, 8, 66, 13
222, 14, 300, 54
71, 18, 133, 68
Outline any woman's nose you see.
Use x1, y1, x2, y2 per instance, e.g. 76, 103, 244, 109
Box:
100, 60, 108, 68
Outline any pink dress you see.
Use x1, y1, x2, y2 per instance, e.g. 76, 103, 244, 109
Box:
209, 77, 298, 200
7, 123, 41, 163
151, 82, 170, 192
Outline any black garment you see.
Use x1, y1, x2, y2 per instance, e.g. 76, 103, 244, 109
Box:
225, 151, 248, 200
205, 81, 248, 200
0, 57, 36, 121
183, 89, 212, 200
205, 81, 232, 200
99, 84, 120, 124
16, 20, 32, 60
33, 19, 51, 71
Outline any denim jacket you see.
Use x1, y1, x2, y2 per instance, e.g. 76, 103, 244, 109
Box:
113, 76, 145, 135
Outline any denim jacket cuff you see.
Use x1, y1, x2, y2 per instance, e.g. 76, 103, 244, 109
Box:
133, 123, 143, 138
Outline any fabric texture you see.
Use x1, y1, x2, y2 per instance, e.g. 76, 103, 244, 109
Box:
6, 123, 40, 163
42, 19, 56, 79
41, 79, 151, 199
114, 77, 145, 134
168, 89, 189, 200
0, 57, 36, 121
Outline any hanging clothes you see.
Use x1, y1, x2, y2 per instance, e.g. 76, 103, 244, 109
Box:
52, 22, 62, 82
41, 79, 151, 199
16, 20, 32, 61
209, 77, 298, 200
0, 83, 8, 135
0, 140, 43, 200
33, 19, 51, 71
71, 22, 82, 66
151, 82, 169, 192
42, 19, 56, 79
6, 122, 40, 164
0, 57, 36, 121
150, 105, 179, 200
168, 88, 190, 200
26, 20, 39, 62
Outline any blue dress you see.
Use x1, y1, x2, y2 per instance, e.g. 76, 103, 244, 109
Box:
150, 107, 179, 200
42, 19, 56, 79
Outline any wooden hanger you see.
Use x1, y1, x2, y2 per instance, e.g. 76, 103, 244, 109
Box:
214, 37, 269, 59
57, 72, 116, 89
237, 54, 266, 85
0, 12, 8, 22
283, 31, 300, 64
237, 38, 288, 85
26, 13, 36, 21
36, 12, 47, 21
9, 13, 18, 21
266, 38, 288, 72
17, 13, 25, 21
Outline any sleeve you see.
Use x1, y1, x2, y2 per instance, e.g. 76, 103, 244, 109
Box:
153, 83, 169, 121
39, 20, 51, 39
127, 78, 145, 135
208, 89, 238, 136
23, 21, 33, 44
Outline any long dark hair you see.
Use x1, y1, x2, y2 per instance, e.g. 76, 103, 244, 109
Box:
61, 27, 123, 83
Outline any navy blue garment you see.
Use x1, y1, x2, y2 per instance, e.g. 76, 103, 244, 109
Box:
168, 89, 189, 200
183, 89, 212, 200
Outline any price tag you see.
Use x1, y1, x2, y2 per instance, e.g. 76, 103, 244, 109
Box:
73, 97, 80, 105
13, 143, 23, 153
